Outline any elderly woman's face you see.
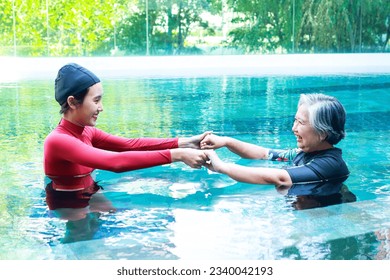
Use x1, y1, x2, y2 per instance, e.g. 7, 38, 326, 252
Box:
292, 105, 323, 153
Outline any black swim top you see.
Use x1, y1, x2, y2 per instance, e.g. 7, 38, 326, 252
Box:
268, 148, 350, 196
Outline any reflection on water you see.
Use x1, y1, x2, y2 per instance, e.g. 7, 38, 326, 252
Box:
287, 184, 357, 210
280, 230, 384, 260
45, 176, 115, 244
44, 171, 358, 250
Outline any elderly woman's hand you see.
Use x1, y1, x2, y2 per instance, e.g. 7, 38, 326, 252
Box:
200, 134, 228, 150
203, 149, 226, 173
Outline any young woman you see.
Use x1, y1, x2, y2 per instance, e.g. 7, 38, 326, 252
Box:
44, 63, 209, 192
201, 93, 350, 196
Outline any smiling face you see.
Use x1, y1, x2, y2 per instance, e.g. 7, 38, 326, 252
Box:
67, 83, 104, 127
292, 104, 327, 153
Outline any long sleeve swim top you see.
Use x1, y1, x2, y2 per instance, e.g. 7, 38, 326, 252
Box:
44, 118, 178, 190
268, 148, 350, 196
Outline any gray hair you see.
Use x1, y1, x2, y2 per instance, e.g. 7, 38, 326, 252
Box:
298, 93, 346, 145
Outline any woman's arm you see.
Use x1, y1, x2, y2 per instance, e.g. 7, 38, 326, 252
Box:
45, 133, 207, 174
204, 150, 292, 187
91, 128, 178, 152
201, 134, 269, 159
45, 133, 173, 173
93, 128, 211, 152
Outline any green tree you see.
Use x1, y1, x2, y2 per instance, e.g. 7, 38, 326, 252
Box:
48, 0, 122, 56
0, 0, 388, 56
297, 0, 367, 52
115, 0, 214, 55
301, 0, 390, 53
225, 0, 390, 53
0, 0, 15, 55
0, 0, 129, 56
0, 0, 48, 56
226, 0, 295, 53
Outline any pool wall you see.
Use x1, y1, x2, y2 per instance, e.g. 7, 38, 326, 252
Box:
1, 53, 390, 81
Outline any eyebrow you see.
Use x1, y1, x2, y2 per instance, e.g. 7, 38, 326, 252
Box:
295, 116, 307, 123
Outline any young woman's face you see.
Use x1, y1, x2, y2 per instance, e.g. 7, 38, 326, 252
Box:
292, 105, 323, 153
74, 83, 103, 127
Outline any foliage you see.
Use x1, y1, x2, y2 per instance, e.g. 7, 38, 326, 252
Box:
113, 0, 212, 55
226, 0, 294, 53
227, 0, 390, 53
296, 0, 389, 53
0, 0, 388, 56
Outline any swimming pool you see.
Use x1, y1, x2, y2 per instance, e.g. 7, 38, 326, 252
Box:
0, 55, 389, 260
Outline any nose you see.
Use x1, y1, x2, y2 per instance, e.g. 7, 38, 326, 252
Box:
292, 120, 297, 132
98, 102, 104, 112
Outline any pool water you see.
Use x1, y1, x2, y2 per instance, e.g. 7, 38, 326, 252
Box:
0, 71, 389, 260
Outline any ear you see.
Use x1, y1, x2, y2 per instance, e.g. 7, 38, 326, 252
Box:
319, 133, 327, 142
67, 96, 78, 109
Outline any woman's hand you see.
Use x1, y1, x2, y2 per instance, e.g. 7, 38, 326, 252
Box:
203, 149, 226, 173
200, 134, 228, 150
178, 131, 212, 149
171, 148, 209, 169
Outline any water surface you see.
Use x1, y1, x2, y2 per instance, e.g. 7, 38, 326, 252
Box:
1, 63, 389, 259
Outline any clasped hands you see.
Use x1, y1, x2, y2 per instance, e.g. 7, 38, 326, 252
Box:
176, 132, 225, 171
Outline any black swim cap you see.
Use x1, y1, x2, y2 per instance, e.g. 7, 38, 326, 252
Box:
55, 63, 100, 105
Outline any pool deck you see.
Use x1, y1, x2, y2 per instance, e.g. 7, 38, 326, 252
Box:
1, 53, 390, 81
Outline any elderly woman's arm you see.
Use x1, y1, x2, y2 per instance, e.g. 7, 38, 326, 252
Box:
203, 150, 292, 187
201, 134, 269, 159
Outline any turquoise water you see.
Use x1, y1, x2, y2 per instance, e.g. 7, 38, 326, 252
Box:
0, 73, 389, 260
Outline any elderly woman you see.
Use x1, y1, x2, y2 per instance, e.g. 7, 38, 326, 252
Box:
201, 93, 349, 196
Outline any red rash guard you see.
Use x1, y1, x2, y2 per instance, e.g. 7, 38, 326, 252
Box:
44, 118, 178, 190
